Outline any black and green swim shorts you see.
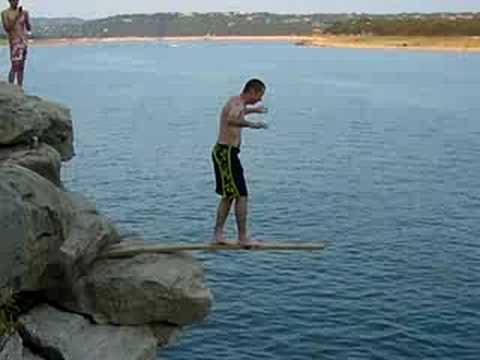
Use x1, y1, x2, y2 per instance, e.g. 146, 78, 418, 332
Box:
212, 143, 248, 197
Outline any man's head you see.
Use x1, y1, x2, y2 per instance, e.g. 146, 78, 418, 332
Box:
8, 0, 19, 10
242, 79, 266, 105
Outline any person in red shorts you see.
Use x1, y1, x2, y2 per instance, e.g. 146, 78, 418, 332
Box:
2, 0, 31, 87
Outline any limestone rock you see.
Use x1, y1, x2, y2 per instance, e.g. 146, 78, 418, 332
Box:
0, 144, 62, 186
70, 250, 212, 326
0, 165, 73, 291
150, 324, 179, 347
19, 305, 157, 360
22, 348, 42, 360
45, 192, 120, 308
0, 333, 23, 360
0, 82, 74, 161
0, 166, 119, 295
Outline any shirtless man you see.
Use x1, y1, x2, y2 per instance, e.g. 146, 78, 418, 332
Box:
2, 0, 31, 87
212, 79, 268, 247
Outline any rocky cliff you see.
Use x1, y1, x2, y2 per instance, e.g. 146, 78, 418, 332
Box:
0, 82, 211, 359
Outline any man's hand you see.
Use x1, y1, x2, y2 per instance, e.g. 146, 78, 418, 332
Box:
250, 121, 268, 129
253, 105, 268, 114
244, 105, 268, 115
245, 106, 268, 115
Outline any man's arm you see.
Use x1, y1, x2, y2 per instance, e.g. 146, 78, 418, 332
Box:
25, 11, 31, 32
228, 114, 255, 128
227, 111, 267, 129
244, 105, 268, 116
226, 103, 258, 128
1, 11, 10, 33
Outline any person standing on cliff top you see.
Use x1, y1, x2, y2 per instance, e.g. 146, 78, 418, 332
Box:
212, 79, 268, 248
2, 0, 31, 87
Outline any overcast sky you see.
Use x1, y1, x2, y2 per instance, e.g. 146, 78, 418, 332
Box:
15, 0, 480, 19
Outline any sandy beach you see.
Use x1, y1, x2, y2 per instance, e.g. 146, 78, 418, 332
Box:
1, 35, 478, 51
28, 35, 310, 46
297, 35, 480, 52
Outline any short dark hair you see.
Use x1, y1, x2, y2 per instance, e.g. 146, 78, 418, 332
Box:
242, 79, 266, 94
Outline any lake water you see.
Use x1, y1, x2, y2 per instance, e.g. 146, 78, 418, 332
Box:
8, 41, 480, 359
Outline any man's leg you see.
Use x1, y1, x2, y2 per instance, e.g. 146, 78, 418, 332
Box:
17, 61, 25, 87
235, 196, 248, 243
8, 65, 15, 84
17, 49, 27, 88
235, 196, 262, 247
213, 196, 234, 244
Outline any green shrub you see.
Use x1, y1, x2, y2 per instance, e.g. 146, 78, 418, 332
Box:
0, 288, 19, 337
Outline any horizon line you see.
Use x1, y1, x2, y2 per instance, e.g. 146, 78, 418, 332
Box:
32, 9, 480, 21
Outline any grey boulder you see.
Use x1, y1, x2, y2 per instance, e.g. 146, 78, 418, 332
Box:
0, 333, 43, 360
0, 165, 73, 291
19, 305, 158, 360
0, 165, 119, 294
45, 192, 120, 308
0, 82, 74, 161
70, 250, 212, 326
0, 332, 23, 360
0, 144, 62, 186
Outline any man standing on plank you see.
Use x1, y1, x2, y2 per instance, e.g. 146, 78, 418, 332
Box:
212, 79, 268, 247
2, 0, 31, 87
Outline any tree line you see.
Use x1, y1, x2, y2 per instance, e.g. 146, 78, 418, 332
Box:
2, 13, 480, 39
325, 14, 480, 36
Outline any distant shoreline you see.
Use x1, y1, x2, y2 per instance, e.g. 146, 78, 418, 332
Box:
28, 35, 309, 46
297, 35, 480, 52
2, 35, 480, 52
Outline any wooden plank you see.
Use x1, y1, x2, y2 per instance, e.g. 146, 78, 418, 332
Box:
101, 241, 328, 259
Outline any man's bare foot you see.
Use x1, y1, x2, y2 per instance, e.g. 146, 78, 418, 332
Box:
213, 231, 239, 246
213, 230, 225, 241
212, 239, 239, 246
238, 239, 263, 249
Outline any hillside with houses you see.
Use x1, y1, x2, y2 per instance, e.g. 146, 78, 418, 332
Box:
1, 12, 480, 39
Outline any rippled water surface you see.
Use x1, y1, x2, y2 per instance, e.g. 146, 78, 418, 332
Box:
15, 41, 480, 359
